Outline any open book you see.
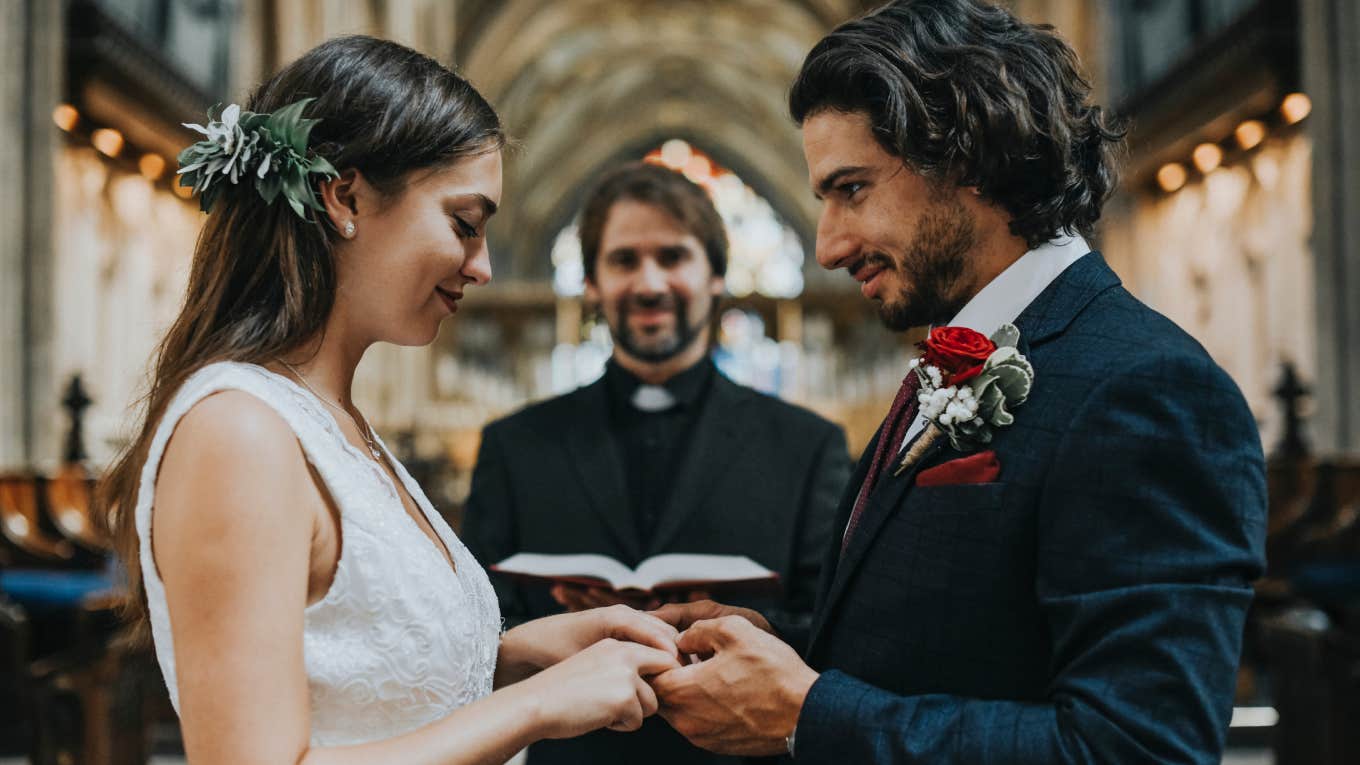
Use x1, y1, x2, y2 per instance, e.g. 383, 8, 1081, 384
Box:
489, 553, 780, 596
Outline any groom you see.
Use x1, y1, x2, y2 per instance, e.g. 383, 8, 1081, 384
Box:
650, 1, 1267, 762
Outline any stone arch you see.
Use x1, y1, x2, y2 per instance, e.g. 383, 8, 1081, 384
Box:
455, 0, 849, 285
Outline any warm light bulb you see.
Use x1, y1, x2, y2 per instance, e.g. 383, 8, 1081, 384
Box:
1192, 143, 1223, 174
1156, 163, 1188, 193
1235, 120, 1267, 150
1281, 92, 1311, 124
52, 104, 79, 132
91, 128, 124, 158
139, 153, 166, 180
659, 139, 692, 170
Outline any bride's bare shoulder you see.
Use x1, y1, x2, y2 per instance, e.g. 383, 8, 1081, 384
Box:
164, 389, 301, 471
154, 389, 312, 543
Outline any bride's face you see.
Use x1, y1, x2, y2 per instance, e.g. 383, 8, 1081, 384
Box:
329, 150, 502, 346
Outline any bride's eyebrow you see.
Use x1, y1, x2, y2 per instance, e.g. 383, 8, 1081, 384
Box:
450, 193, 498, 220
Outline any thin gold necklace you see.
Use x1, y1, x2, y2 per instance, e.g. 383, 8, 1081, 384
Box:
279, 360, 383, 461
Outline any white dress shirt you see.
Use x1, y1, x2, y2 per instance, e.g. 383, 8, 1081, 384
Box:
898, 233, 1091, 451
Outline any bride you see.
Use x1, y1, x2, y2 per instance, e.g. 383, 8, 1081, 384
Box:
100, 35, 680, 764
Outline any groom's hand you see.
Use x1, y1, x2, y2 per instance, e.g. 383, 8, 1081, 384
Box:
649, 599, 774, 635
651, 616, 818, 756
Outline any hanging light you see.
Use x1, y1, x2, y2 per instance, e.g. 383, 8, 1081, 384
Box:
1234, 120, 1267, 151
1192, 143, 1223, 174
52, 104, 79, 132
659, 139, 692, 170
138, 153, 167, 180
1280, 93, 1311, 124
1156, 163, 1188, 193
91, 128, 124, 158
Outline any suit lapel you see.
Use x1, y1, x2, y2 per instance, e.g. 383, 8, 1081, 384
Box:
562, 381, 643, 562
1012, 251, 1120, 346
805, 427, 877, 654
646, 373, 745, 555
806, 428, 947, 657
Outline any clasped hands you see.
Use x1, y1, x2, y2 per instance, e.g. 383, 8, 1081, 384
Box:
512, 594, 818, 756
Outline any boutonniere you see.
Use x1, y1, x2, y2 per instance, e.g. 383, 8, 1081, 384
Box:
895, 324, 1034, 474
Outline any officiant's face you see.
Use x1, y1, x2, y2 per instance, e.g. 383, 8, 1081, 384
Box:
587, 200, 725, 364
804, 110, 980, 331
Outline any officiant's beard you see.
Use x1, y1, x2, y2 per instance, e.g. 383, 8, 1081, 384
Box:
613, 292, 711, 363
876, 195, 978, 332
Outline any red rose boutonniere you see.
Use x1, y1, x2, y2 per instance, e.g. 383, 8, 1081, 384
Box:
895, 323, 1035, 473
919, 326, 997, 385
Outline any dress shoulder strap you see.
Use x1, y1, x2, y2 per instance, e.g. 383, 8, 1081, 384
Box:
134, 360, 357, 711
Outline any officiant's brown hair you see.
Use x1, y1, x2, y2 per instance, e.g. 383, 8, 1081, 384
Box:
788, 0, 1126, 249
99, 35, 505, 642
578, 161, 729, 282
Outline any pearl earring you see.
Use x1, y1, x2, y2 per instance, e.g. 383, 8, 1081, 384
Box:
343, 221, 356, 238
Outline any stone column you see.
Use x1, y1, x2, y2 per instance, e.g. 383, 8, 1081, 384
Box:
0, 0, 60, 469
0, 0, 27, 468
1302, 0, 1360, 456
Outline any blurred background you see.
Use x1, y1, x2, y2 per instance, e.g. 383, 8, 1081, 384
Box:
0, 0, 1356, 763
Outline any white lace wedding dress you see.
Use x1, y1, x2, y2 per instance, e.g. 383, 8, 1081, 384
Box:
135, 361, 502, 746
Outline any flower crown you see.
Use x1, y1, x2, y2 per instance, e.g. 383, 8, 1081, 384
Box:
177, 98, 338, 219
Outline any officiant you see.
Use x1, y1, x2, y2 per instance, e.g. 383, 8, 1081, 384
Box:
463, 161, 849, 765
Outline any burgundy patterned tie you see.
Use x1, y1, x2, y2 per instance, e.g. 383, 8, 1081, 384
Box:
842, 370, 923, 553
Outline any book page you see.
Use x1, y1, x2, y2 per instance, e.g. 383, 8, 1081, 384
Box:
634, 554, 776, 590
491, 553, 636, 589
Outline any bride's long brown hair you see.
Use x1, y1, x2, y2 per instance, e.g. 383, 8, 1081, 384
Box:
98, 35, 504, 641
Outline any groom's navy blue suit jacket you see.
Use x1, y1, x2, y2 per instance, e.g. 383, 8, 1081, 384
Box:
792, 253, 1266, 764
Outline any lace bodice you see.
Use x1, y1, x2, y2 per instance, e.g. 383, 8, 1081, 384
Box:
135, 361, 501, 747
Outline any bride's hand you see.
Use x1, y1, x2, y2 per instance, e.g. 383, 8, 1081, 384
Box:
513, 637, 680, 739
496, 604, 680, 686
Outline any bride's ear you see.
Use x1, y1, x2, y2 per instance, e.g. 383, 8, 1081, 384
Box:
319, 169, 369, 235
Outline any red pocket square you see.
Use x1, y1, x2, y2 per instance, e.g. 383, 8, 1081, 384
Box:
915, 450, 1001, 487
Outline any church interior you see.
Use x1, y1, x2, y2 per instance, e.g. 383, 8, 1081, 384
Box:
1, 1, 1357, 763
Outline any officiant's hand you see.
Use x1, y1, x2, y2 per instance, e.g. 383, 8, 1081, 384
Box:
551, 583, 655, 611
649, 599, 774, 635
552, 585, 712, 612
651, 615, 818, 756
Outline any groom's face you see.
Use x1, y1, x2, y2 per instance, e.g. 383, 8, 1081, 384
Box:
803, 110, 980, 331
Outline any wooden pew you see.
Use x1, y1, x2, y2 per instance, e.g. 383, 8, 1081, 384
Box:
0, 473, 76, 565
42, 465, 108, 553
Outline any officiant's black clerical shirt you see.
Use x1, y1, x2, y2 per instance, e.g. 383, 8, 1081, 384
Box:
603, 356, 715, 548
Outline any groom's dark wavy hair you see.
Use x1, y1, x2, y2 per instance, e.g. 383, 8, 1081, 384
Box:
789, 0, 1126, 248
100, 35, 504, 643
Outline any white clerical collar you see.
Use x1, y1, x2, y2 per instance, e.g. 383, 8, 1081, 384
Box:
943, 231, 1091, 338
631, 385, 677, 412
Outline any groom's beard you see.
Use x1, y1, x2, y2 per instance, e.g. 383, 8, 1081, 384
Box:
876, 194, 978, 331
611, 291, 710, 363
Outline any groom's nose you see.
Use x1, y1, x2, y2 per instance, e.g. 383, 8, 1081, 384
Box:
816, 208, 858, 272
